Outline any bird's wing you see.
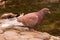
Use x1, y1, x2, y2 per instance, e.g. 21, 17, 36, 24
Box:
18, 13, 38, 26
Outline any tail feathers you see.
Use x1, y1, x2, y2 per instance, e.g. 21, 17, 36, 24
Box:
18, 13, 24, 18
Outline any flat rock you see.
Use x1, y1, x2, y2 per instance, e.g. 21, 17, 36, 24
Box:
0, 18, 60, 40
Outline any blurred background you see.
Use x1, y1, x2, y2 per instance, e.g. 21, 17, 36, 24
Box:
0, 0, 60, 36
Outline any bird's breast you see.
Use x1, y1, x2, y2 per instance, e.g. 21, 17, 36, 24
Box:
36, 13, 43, 25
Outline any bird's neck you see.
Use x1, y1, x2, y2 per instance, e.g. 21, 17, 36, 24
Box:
37, 11, 45, 16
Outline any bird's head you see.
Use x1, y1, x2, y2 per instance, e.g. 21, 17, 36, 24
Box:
41, 8, 51, 14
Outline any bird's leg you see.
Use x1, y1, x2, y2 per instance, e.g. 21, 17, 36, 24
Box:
28, 27, 42, 34
28, 27, 37, 32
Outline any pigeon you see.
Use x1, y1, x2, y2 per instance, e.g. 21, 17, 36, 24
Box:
17, 8, 51, 31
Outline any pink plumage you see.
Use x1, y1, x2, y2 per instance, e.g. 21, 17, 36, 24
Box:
17, 8, 51, 31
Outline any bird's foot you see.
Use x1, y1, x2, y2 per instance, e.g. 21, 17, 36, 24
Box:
29, 29, 38, 32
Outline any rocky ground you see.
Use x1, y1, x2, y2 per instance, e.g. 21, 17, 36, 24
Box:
0, 18, 60, 40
